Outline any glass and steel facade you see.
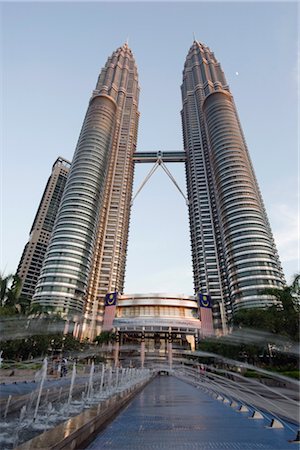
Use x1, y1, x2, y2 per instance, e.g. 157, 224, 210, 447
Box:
114, 293, 201, 331
31, 40, 285, 337
33, 92, 118, 315
33, 44, 140, 335
17, 157, 70, 300
82, 44, 140, 339
182, 41, 285, 326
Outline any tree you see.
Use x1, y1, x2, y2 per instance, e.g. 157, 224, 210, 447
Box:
94, 331, 115, 345
0, 273, 31, 315
0, 274, 13, 306
262, 273, 299, 313
28, 303, 54, 317
5, 274, 22, 308
233, 274, 300, 342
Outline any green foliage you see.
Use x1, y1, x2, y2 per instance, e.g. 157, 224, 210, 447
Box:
232, 274, 300, 342
243, 368, 299, 380
198, 339, 265, 365
0, 305, 18, 316
0, 273, 31, 315
279, 371, 300, 380
0, 274, 13, 305
51, 333, 82, 352
197, 276, 300, 371
243, 370, 263, 378
1, 333, 82, 361
94, 331, 115, 344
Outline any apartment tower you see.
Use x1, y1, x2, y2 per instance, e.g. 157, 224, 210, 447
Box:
17, 157, 70, 300
182, 41, 285, 328
33, 44, 139, 336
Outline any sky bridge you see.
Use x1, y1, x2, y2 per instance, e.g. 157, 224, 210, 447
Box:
131, 153, 189, 205
133, 151, 186, 163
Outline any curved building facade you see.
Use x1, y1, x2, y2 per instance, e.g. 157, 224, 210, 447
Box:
114, 293, 201, 332
33, 94, 117, 315
111, 294, 201, 366
82, 44, 140, 339
33, 43, 139, 324
182, 41, 284, 321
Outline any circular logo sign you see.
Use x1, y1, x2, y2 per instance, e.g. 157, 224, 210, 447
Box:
202, 295, 209, 307
107, 294, 115, 305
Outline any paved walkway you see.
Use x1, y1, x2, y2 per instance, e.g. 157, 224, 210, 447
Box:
87, 376, 297, 450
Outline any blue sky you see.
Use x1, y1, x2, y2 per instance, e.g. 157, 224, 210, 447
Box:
1, 1, 298, 295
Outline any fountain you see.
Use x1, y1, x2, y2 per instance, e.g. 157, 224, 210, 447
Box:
12, 405, 27, 448
58, 386, 63, 402
0, 363, 152, 450
33, 357, 48, 421
3, 395, 12, 419
67, 363, 77, 406
44, 402, 53, 428
44, 388, 50, 405
26, 390, 35, 414
87, 362, 94, 399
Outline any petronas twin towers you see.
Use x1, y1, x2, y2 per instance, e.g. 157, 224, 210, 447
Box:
32, 41, 284, 337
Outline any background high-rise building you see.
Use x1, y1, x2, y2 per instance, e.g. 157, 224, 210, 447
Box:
182, 41, 285, 329
33, 44, 139, 338
17, 157, 70, 300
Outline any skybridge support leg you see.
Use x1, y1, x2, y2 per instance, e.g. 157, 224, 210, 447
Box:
131, 156, 189, 206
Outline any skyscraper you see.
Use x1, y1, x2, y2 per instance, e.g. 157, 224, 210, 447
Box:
182, 41, 285, 329
82, 44, 139, 339
33, 44, 139, 336
32, 41, 285, 338
17, 157, 70, 300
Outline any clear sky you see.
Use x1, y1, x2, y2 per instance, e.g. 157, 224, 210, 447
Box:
1, 1, 298, 296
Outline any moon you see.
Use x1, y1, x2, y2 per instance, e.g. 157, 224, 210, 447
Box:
235, 71, 239, 76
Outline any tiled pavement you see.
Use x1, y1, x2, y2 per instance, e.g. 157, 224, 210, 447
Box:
87, 376, 298, 450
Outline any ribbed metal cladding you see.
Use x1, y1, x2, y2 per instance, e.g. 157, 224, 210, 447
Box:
82, 44, 140, 339
182, 41, 229, 331
182, 41, 284, 326
33, 94, 117, 315
203, 91, 284, 311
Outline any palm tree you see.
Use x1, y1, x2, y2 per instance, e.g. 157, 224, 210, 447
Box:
28, 303, 66, 320
0, 273, 31, 314
260, 273, 300, 341
0, 273, 13, 307
233, 274, 300, 342
291, 273, 300, 299
5, 274, 23, 308
262, 273, 300, 313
